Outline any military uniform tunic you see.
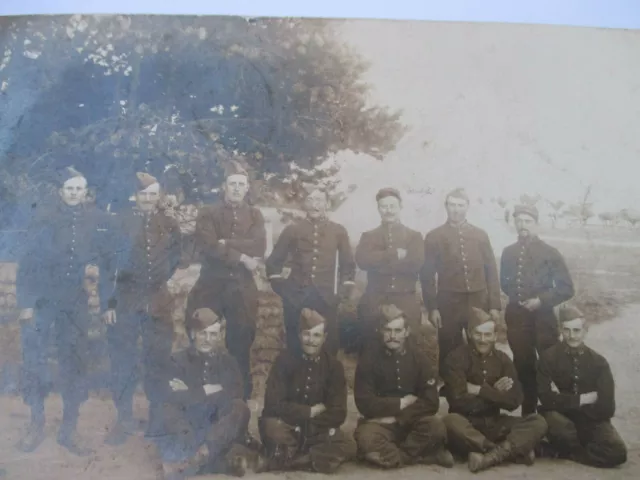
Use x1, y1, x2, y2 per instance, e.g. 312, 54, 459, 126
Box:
151, 347, 250, 466
266, 218, 356, 355
106, 208, 182, 421
537, 343, 627, 467
17, 201, 113, 410
354, 341, 446, 466
356, 222, 424, 348
441, 344, 547, 456
500, 236, 575, 414
260, 349, 356, 473
186, 201, 266, 399
420, 221, 501, 370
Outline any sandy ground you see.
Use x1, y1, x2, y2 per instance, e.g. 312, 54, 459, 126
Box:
1, 302, 639, 480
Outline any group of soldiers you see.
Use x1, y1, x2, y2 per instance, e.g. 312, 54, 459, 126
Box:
14, 160, 628, 479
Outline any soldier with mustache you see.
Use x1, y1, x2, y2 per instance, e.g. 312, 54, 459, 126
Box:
356, 188, 424, 350
354, 304, 454, 469
500, 204, 575, 415
260, 308, 356, 474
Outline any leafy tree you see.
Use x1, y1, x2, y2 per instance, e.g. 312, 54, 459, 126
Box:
519, 193, 541, 206
0, 15, 405, 214
598, 211, 617, 227
620, 208, 640, 228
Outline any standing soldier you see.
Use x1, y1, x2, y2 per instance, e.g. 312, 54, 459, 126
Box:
442, 307, 548, 473
354, 304, 453, 469
537, 305, 627, 468
102, 172, 182, 445
356, 188, 424, 349
501, 204, 574, 415
16, 166, 113, 455
420, 188, 501, 371
148, 308, 252, 479
260, 308, 356, 474
266, 188, 355, 355
186, 160, 266, 401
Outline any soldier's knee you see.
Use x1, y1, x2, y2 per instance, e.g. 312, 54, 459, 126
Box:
595, 436, 628, 467
416, 415, 447, 440
354, 423, 387, 452
259, 417, 293, 445
542, 411, 573, 435
230, 399, 250, 424
443, 413, 467, 433
523, 413, 548, 436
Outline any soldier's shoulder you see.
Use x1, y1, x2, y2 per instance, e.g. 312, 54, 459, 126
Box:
585, 346, 611, 368
540, 343, 562, 362
501, 242, 519, 254
466, 223, 490, 238
327, 219, 348, 233
324, 350, 346, 371
444, 344, 470, 366
403, 224, 423, 238
494, 348, 514, 364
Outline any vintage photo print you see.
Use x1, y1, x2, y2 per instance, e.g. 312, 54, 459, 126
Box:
0, 14, 638, 479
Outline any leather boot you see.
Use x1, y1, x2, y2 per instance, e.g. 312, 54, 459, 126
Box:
468, 441, 514, 473
16, 420, 45, 453
420, 447, 455, 468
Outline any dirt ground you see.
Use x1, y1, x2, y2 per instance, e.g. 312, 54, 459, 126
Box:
1, 234, 640, 479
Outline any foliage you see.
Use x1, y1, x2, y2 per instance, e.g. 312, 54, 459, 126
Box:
0, 15, 406, 211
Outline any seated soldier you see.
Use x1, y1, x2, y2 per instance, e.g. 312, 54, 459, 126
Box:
354, 304, 453, 469
537, 305, 627, 468
442, 307, 548, 473
260, 308, 356, 474
147, 308, 252, 480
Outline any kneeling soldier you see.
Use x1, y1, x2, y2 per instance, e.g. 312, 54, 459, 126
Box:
260, 308, 356, 473
537, 305, 627, 468
354, 304, 453, 469
442, 307, 548, 473
149, 308, 251, 479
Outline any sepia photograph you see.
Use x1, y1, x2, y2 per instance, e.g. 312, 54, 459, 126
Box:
0, 7, 639, 479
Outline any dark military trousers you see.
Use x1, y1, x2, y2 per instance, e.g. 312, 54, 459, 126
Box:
505, 303, 559, 415
186, 277, 258, 400
153, 398, 250, 468
259, 417, 356, 473
354, 416, 447, 467
443, 413, 547, 456
357, 291, 422, 352
437, 290, 489, 372
106, 311, 174, 424
543, 411, 627, 468
20, 300, 90, 430
275, 284, 339, 356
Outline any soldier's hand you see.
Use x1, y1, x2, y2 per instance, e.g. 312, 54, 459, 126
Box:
400, 394, 418, 410
170, 378, 188, 392
18, 308, 34, 322
580, 391, 598, 406
102, 309, 117, 325
493, 377, 514, 392
429, 310, 442, 329
204, 384, 223, 395
339, 281, 355, 299
520, 297, 542, 312
467, 383, 481, 395
310, 404, 327, 418
550, 381, 560, 393
240, 254, 260, 272
397, 248, 407, 260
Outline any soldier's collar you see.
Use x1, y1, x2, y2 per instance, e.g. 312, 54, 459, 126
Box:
301, 352, 321, 363
446, 219, 468, 229
224, 200, 246, 210
306, 216, 328, 226
471, 346, 495, 357
384, 347, 407, 357
564, 344, 586, 356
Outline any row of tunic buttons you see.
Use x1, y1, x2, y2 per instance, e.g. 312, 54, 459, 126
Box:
516, 244, 526, 301
230, 208, 238, 278
572, 355, 580, 394
458, 225, 471, 291
395, 357, 401, 385
145, 217, 153, 282
67, 211, 78, 276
